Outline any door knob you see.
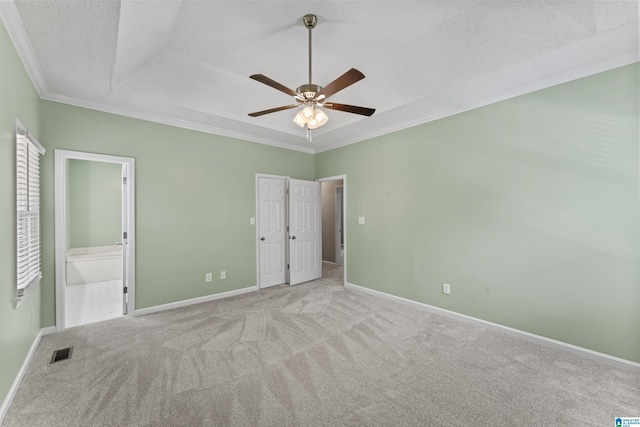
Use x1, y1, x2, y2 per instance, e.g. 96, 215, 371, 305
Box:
260, 237, 265, 241
291, 236, 296, 240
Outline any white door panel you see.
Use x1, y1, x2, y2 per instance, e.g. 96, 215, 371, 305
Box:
121, 164, 128, 314
258, 177, 286, 288
289, 179, 322, 285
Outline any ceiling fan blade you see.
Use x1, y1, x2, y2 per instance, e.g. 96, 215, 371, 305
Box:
248, 104, 300, 117
317, 68, 365, 99
250, 74, 297, 98
323, 103, 375, 117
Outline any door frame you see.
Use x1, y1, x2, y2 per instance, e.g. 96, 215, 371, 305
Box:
255, 173, 289, 289
335, 185, 344, 266
54, 150, 136, 331
317, 175, 347, 285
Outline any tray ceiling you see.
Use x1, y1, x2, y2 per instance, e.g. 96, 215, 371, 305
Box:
1, 1, 638, 153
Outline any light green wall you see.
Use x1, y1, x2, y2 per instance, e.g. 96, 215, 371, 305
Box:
316, 63, 640, 363
39, 101, 315, 325
0, 20, 42, 411
67, 159, 122, 248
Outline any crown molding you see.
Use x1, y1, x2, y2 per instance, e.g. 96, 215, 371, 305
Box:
41, 92, 315, 154
1, 0, 314, 155
0, 1, 49, 97
315, 29, 639, 154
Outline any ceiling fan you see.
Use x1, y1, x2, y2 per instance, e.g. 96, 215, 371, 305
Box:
248, 14, 375, 138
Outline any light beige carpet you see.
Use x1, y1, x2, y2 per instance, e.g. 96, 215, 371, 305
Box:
3, 278, 639, 426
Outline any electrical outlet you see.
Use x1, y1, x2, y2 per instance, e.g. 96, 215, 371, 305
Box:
220, 271, 226, 280
443, 283, 451, 295
205, 273, 212, 283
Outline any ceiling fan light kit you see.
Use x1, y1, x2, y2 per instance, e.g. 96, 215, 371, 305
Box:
249, 14, 375, 140
294, 102, 328, 129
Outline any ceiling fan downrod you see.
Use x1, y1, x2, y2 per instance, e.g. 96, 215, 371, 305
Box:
295, 15, 322, 109
303, 14, 317, 85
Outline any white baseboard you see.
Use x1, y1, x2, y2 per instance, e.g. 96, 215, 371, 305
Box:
0, 328, 44, 425
40, 326, 56, 336
132, 286, 258, 317
345, 282, 640, 371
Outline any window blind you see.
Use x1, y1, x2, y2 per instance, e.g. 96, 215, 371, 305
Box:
15, 127, 45, 300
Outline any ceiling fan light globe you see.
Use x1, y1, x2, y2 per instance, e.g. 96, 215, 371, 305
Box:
307, 118, 320, 130
314, 109, 328, 126
293, 111, 306, 127
302, 105, 314, 120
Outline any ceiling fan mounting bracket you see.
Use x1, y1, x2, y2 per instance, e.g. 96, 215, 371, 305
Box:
303, 14, 317, 29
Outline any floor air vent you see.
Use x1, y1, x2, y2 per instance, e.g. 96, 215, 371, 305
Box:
50, 347, 73, 364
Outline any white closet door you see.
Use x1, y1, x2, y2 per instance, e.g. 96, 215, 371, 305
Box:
258, 177, 287, 288
288, 179, 321, 285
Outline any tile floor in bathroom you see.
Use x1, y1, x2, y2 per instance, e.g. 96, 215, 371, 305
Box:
65, 279, 123, 328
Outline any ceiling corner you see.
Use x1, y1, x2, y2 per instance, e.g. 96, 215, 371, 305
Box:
0, 1, 49, 97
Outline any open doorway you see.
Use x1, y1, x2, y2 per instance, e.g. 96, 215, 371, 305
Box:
54, 150, 135, 330
319, 175, 346, 285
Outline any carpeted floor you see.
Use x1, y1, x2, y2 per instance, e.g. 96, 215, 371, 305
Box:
3, 276, 639, 426
322, 261, 344, 285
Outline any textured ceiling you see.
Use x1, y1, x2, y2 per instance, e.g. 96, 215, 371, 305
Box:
1, 1, 638, 153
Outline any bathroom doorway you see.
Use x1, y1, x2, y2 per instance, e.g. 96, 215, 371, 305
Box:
54, 150, 135, 330
319, 175, 346, 285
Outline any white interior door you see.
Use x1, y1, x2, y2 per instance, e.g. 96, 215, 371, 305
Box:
258, 177, 287, 288
121, 164, 128, 314
335, 186, 344, 266
289, 179, 322, 285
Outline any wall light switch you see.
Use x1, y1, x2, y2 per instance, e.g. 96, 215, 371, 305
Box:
358, 217, 365, 225
220, 271, 226, 280
250, 217, 255, 225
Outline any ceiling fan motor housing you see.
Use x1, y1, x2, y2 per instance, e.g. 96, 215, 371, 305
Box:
297, 84, 322, 100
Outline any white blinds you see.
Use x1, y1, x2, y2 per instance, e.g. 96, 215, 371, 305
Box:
16, 130, 45, 299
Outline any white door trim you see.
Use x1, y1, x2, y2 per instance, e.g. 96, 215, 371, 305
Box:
54, 150, 136, 331
255, 173, 289, 289
317, 175, 347, 285
335, 185, 344, 266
